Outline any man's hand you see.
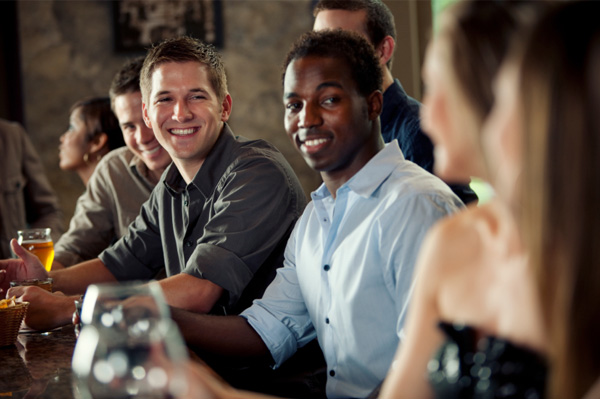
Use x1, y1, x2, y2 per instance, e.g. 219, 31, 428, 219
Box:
7, 285, 75, 331
0, 239, 48, 295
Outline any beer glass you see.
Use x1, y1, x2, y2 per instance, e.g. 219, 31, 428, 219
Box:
17, 228, 54, 271
10, 278, 53, 292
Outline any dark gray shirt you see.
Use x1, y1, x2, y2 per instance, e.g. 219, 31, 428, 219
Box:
100, 124, 307, 314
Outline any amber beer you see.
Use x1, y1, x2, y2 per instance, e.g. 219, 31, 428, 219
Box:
17, 228, 54, 271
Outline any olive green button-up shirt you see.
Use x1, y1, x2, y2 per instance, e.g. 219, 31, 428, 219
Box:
54, 147, 159, 266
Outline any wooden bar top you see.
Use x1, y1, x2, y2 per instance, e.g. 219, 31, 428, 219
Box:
0, 325, 283, 399
0, 325, 77, 398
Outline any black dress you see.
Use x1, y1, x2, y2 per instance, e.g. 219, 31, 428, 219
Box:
428, 322, 547, 399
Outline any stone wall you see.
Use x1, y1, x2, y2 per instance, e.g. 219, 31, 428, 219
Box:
17, 0, 428, 223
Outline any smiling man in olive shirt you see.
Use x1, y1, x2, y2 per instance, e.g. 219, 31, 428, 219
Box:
1, 36, 306, 329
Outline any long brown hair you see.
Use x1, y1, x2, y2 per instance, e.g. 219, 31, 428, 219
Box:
436, 0, 524, 129
518, 2, 600, 397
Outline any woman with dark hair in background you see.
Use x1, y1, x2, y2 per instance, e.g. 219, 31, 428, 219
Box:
58, 96, 124, 186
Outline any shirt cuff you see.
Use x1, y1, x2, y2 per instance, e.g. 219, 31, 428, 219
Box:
184, 243, 253, 308
241, 303, 298, 368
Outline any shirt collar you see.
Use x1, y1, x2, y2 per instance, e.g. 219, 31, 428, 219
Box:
129, 153, 149, 177
312, 141, 404, 200
163, 123, 238, 197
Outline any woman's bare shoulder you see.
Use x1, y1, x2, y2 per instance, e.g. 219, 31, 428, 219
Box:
419, 201, 508, 276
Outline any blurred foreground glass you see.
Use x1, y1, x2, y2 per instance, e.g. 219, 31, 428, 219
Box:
78, 281, 170, 328
72, 281, 191, 398
17, 228, 54, 271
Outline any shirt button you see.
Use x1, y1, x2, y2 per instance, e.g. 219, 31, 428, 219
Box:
325, 318, 330, 324
323, 264, 330, 271
185, 241, 193, 247
329, 370, 335, 377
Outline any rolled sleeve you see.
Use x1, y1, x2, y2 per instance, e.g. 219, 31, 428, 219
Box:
241, 304, 300, 368
183, 243, 253, 296
240, 227, 316, 367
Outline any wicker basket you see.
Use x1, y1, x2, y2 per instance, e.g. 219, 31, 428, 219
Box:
0, 302, 29, 347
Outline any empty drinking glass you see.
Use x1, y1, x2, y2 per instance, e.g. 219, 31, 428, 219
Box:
72, 281, 192, 398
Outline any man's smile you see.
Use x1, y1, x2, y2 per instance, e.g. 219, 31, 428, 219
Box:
169, 127, 197, 136
296, 134, 332, 155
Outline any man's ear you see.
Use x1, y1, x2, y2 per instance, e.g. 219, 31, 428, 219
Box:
142, 103, 152, 128
367, 90, 383, 120
377, 36, 395, 68
220, 94, 232, 122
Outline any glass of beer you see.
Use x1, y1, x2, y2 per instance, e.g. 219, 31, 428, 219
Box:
10, 278, 54, 292
17, 228, 54, 271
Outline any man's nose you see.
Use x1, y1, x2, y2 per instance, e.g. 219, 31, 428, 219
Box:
298, 103, 322, 129
173, 99, 192, 122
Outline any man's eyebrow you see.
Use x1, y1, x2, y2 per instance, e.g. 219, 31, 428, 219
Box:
316, 81, 343, 91
190, 88, 210, 96
154, 90, 171, 98
153, 88, 211, 98
283, 81, 344, 100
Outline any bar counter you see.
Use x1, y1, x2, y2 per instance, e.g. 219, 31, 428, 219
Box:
0, 325, 77, 398
0, 323, 324, 399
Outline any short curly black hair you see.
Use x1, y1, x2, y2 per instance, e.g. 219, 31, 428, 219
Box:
282, 29, 383, 98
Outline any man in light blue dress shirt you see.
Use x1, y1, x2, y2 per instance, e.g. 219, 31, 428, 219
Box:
172, 30, 463, 398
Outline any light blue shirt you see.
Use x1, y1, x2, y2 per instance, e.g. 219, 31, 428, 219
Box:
241, 141, 463, 398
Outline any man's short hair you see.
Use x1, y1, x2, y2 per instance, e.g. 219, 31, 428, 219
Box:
282, 30, 383, 98
140, 36, 228, 105
314, 0, 396, 68
109, 56, 145, 111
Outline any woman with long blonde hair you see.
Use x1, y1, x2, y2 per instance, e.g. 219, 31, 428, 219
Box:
516, 2, 600, 397
380, 1, 600, 398
378, 1, 548, 397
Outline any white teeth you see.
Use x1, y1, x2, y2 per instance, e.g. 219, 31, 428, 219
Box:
304, 138, 329, 147
143, 146, 160, 155
170, 128, 195, 135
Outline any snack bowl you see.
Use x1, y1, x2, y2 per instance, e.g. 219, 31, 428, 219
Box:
0, 301, 29, 346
